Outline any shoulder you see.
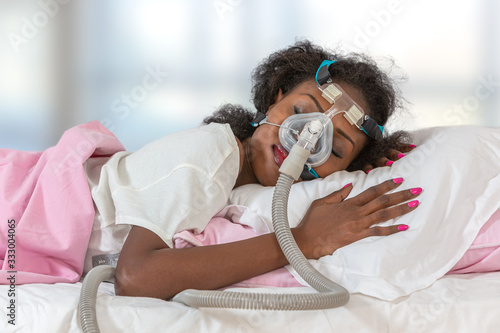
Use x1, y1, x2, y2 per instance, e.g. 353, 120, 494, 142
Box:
209, 123, 243, 171
198, 123, 237, 145
187, 123, 239, 156
200, 123, 243, 173
118, 123, 242, 178
137, 123, 238, 154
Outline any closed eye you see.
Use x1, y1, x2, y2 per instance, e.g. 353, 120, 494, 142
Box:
331, 149, 342, 158
336, 127, 355, 151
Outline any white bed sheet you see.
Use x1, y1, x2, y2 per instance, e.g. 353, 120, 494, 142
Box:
1, 272, 500, 332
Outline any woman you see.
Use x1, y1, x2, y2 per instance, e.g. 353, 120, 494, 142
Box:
111, 40, 421, 299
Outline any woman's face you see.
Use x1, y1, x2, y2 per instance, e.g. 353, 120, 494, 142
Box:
247, 80, 370, 186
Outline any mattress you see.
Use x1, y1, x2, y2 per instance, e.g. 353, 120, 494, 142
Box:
1, 272, 500, 332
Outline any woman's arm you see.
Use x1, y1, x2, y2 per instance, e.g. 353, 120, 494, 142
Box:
115, 178, 420, 300
115, 225, 293, 300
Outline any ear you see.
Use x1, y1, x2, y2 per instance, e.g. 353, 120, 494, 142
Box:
266, 89, 285, 115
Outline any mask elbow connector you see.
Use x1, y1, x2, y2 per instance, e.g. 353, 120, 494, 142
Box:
279, 119, 324, 180
279, 145, 311, 180
279, 114, 333, 168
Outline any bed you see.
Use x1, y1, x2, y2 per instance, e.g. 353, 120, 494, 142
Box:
1, 272, 500, 332
1, 125, 500, 332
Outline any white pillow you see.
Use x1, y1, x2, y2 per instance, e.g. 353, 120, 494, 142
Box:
229, 125, 500, 300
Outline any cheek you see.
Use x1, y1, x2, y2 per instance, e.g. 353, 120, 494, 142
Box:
313, 144, 364, 177
312, 158, 347, 177
249, 128, 269, 160
248, 131, 277, 184
352, 137, 369, 158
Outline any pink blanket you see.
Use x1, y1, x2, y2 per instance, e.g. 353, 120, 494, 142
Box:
173, 209, 303, 289
0, 121, 124, 284
448, 209, 500, 274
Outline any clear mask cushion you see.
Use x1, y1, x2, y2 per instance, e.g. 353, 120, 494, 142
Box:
279, 112, 334, 167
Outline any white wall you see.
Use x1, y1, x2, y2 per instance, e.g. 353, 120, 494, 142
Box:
1, 0, 499, 151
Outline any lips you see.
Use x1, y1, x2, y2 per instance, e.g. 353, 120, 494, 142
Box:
273, 144, 289, 167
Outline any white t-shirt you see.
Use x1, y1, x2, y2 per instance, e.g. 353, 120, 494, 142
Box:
83, 123, 240, 273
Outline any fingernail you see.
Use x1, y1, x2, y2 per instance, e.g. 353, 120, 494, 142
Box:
408, 200, 419, 208
366, 169, 372, 174
410, 187, 422, 195
393, 177, 404, 184
409, 144, 417, 148
398, 153, 405, 158
398, 225, 409, 231
386, 160, 394, 166
343, 183, 352, 188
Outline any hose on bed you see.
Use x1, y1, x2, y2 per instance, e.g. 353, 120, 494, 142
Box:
78, 123, 350, 330
78, 265, 116, 333
78, 170, 349, 332
172, 124, 350, 309
171, 172, 349, 309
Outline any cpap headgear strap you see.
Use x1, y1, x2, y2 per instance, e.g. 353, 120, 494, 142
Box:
250, 111, 267, 127
316, 60, 384, 141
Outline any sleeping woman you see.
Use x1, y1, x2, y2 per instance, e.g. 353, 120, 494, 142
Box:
109, 40, 423, 299
0, 40, 428, 296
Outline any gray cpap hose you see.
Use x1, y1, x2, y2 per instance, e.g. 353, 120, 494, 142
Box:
78, 119, 350, 332
79, 265, 116, 333
171, 172, 349, 309
171, 120, 351, 309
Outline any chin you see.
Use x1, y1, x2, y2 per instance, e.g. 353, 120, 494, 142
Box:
257, 171, 280, 187
259, 177, 276, 187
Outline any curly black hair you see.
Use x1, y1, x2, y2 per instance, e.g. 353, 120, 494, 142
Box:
204, 39, 411, 171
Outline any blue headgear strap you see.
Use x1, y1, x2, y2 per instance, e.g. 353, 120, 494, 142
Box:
300, 165, 319, 180
316, 60, 337, 85
250, 111, 267, 127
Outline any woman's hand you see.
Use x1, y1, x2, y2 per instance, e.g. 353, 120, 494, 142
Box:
363, 143, 416, 173
293, 178, 421, 259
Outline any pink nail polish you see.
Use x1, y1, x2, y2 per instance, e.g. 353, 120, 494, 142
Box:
386, 160, 394, 166
408, 200, 419, 208
398, 153, 405, 158
409, 144, 417, 148
410, 187, 422, 195
393, 177, 404, 184
366, 169, 372, 174
343, 183, 352, 189
398, 225, 409, 231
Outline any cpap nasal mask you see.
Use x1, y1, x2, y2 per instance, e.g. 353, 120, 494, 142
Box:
251, 59, 384, 180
